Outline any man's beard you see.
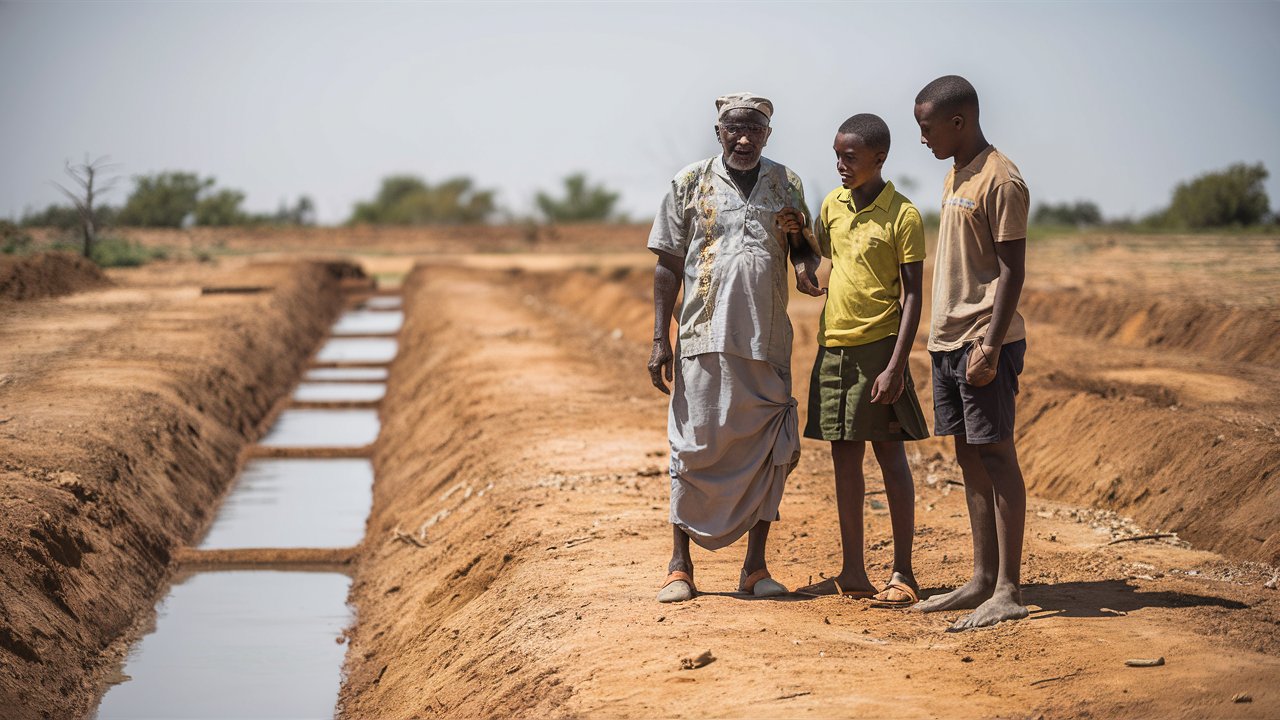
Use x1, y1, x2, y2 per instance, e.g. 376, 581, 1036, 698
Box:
725, 150, 761, 171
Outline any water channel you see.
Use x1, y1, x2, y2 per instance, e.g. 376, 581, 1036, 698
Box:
95, 292, 401, 718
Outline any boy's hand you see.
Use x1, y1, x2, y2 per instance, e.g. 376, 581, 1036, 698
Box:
794, 261, 825, 297
965, 340, 1001, 387
870, 367, 906, 404
648, 338, 674, 394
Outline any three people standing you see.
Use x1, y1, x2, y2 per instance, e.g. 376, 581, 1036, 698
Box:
648, 76, 1029, 631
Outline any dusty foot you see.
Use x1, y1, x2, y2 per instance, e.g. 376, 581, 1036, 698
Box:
947, 586, 1028, 631
912, 578, 993, 613
872, 571, 920, 604
658, 559, 695, 603
795, 574, 875, 597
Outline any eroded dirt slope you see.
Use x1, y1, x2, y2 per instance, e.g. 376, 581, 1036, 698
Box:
340, 263, 1279, 719
0, 259, 352, 719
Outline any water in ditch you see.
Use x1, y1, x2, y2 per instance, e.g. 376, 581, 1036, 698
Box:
304, 366, 388, 382
94, 570, 351, 720
331, 309, 403, 336
315, 337, 398, 364
258, 408, 380, 448
293, 382, 386, 403
198, 458, 373, 549
362, 295, 402, 310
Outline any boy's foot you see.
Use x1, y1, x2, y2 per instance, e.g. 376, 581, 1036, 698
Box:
657, 570, 696, 603
870, 572, 920, 608
794, 576, 876, 598
912, 579, 993, 613
947, 585, 1027, 631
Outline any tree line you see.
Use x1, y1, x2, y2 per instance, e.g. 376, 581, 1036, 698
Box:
1031, 162, 1273, 230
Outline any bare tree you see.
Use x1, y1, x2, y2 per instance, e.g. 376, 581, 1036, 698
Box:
54, 155, 118, 259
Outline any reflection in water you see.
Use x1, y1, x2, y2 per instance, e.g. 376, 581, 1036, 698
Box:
95, 571, 351, 720
293, 382, 386, 402
199, 459, 373, 549
315, 338, 398, 364
258, 409, 380, 448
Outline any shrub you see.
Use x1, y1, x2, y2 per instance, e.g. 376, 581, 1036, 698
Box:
1163, 162, 1270, 229
535, 173, 621, 223
349, 175, 497, 225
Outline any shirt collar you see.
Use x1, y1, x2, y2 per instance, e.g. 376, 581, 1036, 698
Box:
837, 180, 895, 214
711, 154, 775, 186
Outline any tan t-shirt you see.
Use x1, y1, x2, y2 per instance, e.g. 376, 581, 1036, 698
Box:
928, 146, 1029, 352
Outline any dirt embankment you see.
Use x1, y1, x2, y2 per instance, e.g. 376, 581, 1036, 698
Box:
0, 252, 109, 301
341, 263, 1279, 719
25, 223, 652, 256
0, 260, 354, 719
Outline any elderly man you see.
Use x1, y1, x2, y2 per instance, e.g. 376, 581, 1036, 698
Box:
647, 92, 823, 603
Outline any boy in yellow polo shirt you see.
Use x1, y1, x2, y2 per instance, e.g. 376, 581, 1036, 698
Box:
795, 113, 928, 608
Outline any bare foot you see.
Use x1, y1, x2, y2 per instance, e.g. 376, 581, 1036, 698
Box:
912, 579, 993, 613
947, 586, 1027, 631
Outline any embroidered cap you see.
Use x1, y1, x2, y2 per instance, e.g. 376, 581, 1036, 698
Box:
715, 92, 773, 122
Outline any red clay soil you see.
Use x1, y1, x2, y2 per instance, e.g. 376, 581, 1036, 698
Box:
25, 223, 652, 257
0, 259, 353, 719
338, 262, 1279, 719
0, 252, 109, 301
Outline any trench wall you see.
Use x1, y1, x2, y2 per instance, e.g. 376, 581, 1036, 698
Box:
0, 261, 351, 718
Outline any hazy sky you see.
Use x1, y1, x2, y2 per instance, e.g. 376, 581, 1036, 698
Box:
3, 1, 1278, 225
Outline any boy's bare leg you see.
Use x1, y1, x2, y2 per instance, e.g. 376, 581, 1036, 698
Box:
915, 436, 999, 612
951, 437, 1028, 629
668, 524, 693, 579
871, 440, 917, 593
827, 440, 875, 592
742, 519, 771, 576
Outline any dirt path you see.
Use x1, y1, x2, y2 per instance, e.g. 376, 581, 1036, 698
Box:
340, 262, 1279, 719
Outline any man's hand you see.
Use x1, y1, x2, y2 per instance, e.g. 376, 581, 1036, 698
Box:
648, 338, 675, 394
870, 367, 906, 404
776, 206, 806, 235
794, 261, 824, 297
965, 341, 1001, 387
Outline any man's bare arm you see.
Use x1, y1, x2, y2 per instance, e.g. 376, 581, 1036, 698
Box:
648, 251, 682, 394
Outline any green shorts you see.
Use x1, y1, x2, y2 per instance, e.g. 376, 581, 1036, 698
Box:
803, 336, 930, 442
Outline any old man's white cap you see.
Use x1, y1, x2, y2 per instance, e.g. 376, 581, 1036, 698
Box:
716, 92, 773, 121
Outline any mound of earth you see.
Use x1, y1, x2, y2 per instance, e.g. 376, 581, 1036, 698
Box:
0, 252, 109, 301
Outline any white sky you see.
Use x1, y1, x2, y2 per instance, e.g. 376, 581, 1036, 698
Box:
2, 1, 1278, 225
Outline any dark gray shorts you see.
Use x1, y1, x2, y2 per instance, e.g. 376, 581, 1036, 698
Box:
930, 339, 1026, 444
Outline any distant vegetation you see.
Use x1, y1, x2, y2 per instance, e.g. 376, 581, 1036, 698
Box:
1159, 162, 1270, 229
535, 173, 622, 223
1031, 162, 1273, 233
1033, 200, 1103, 228
349, 175, 497, 225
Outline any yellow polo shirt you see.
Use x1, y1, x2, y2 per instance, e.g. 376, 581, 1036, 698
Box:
815, 180, 926, 347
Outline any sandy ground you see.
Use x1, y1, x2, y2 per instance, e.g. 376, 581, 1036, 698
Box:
338, 250, 1279, 719
1, 227, 1277, 719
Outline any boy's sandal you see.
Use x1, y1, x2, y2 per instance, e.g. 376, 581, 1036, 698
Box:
657, 571, 696, 603
794, 577, 877, 599
739, 568, 788, 598
868, 582, 920, 609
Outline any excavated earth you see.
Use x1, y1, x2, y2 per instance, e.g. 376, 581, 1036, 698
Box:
1, 229, 1278, 719
0, 258, 360, 718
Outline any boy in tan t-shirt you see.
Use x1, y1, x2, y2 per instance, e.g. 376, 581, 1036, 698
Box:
911, 75, 1030, 630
